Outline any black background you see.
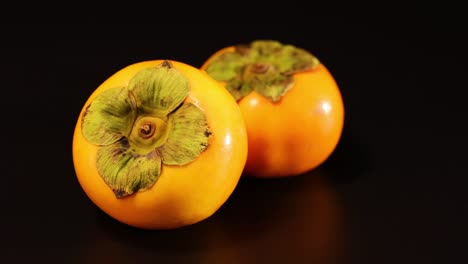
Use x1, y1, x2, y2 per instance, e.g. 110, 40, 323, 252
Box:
2, 8, 467, 264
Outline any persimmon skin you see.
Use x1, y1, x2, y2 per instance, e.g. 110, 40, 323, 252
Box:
201, 47, 344, 178
72, 60, 247, 229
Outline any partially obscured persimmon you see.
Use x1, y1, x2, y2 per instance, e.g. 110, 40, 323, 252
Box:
72, 60, 247, 229
201, 40, 344, 178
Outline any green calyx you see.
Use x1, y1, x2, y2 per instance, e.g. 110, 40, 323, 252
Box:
204, 40, 320, 102
81, 60, 211, 198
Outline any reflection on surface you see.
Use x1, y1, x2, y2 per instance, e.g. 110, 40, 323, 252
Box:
224, 133, 232, 146
321, 100, 332, 115
77, 171, 344, 263
202, 171, 344, 264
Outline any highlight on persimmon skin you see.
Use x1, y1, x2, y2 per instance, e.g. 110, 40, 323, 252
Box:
72, 59, 248, 229
200, 40, 345, 178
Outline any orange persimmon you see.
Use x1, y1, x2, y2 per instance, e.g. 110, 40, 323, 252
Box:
201, 40, 344, 178
72, 60, 247, 229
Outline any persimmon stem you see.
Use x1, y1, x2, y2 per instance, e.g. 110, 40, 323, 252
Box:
139, 122, 156, 139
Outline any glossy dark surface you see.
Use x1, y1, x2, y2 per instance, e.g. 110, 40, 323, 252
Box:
2, 12, 466, 263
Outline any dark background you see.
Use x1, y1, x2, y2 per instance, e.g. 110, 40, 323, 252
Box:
2, 9, 467, 264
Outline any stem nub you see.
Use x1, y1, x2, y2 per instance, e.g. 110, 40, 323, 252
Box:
139, 122, 156, 139
250, 63, 270, 74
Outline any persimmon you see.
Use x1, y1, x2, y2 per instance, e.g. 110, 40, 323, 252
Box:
201, 40, 344, 178
72, 60, 247, 229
